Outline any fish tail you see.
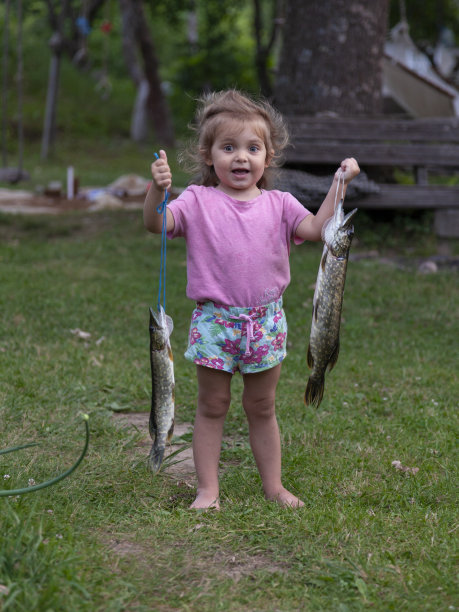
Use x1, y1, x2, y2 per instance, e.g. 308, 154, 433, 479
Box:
304, 375, 324, 408
148, 444, 165, 473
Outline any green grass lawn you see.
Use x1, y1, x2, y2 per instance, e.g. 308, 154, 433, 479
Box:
0, 210, 457, 611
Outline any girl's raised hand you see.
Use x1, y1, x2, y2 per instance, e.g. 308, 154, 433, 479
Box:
151, 149, 172, 192
335, 157, 360, 184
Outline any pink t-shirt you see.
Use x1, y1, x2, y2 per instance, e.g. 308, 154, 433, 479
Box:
167, 185, 310, 307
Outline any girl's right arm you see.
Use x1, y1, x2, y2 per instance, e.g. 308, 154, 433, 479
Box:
143, 149, 175, 234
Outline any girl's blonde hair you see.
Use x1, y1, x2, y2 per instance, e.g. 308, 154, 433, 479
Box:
180, 90, 289, 189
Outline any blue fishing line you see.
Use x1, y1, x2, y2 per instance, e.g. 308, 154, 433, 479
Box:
154, 152, 169, 312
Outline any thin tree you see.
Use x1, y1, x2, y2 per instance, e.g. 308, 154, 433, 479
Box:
2, 0, 11, 168
253, 0, 284, 98
41, 0, 72, 159
119, 0, 174, 146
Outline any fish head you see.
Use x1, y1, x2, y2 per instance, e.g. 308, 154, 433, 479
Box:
149, 306, 173, 350
327, 205, 358, 258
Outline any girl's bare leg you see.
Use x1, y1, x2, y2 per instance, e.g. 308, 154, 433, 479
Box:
190, 365, 232, 509
242, 365, 304, 508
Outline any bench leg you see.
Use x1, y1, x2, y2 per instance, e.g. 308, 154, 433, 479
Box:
434, 208, 459, 238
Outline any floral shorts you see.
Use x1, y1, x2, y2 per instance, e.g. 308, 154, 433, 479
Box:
184, 299, 287, 374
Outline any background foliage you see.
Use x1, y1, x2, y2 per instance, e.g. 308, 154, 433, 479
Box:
1, 0, 459, 155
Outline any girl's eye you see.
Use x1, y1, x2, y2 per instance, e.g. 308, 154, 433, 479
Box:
249, 146, 259, 152
223, 145, 233, 152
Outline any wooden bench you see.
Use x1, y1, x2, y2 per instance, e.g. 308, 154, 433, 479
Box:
284, 116, 459, 237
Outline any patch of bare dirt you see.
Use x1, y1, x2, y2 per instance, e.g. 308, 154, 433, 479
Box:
109, 538, 147, 558
112, 411, 195, 479
210, 550, 287, 582
105, 532, 287, 583
0, 191, 143, 215
0, 182, 182, 215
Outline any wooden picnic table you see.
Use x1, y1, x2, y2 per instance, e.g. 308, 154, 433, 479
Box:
284, 116, 459, 236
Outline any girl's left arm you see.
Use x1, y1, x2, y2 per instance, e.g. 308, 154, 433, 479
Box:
295, 157, 360, 242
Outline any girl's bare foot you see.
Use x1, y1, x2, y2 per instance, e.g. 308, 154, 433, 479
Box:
190, 490, 220, 510
266, 487, 304, 508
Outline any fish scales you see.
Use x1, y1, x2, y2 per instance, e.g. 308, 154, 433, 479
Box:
305, 201, 357, 408
149, 306, 175, 472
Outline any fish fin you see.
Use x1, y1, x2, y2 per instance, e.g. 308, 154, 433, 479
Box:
327, 339, 340, 372
304, 376, 324, 408
307, 344, 314, 369
167, 419, 175, 442
312, 294, 321, 322
320, 249, 328, 272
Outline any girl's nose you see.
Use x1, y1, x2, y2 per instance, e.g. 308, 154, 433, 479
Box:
235, 148, 247, 161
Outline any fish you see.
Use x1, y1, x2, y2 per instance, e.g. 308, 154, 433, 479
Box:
148, 306, 175, 472
305, 200, 358, 408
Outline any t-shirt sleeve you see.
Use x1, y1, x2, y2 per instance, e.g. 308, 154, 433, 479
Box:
283, 192, 311, 245
166, 186, 197, 239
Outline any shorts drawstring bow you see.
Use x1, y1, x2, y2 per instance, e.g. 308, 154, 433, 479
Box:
230, 312, 258, 356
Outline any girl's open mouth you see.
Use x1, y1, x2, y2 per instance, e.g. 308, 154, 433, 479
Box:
232, 169, 249, 175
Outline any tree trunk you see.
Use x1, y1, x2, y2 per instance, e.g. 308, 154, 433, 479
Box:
130, 79, 150, 142
274, 0, 389, 116
253, 0, 284, 98
41, 0, 71, 159
41, 33, 63, 159
119, 0, 174, 146
2, 0, 11, 167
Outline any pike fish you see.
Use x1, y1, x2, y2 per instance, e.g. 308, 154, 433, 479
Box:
148, 306, 175, 472
305, 200, 358, 408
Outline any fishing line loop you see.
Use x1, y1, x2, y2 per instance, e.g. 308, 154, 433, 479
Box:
334, 168, 345, 211
323, 168, 346, 244
154, 152, 169, 312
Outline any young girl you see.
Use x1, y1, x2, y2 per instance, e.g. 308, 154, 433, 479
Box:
144, 90, 359, 509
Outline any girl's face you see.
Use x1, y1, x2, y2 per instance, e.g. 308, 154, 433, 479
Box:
205, 118, 272, 201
